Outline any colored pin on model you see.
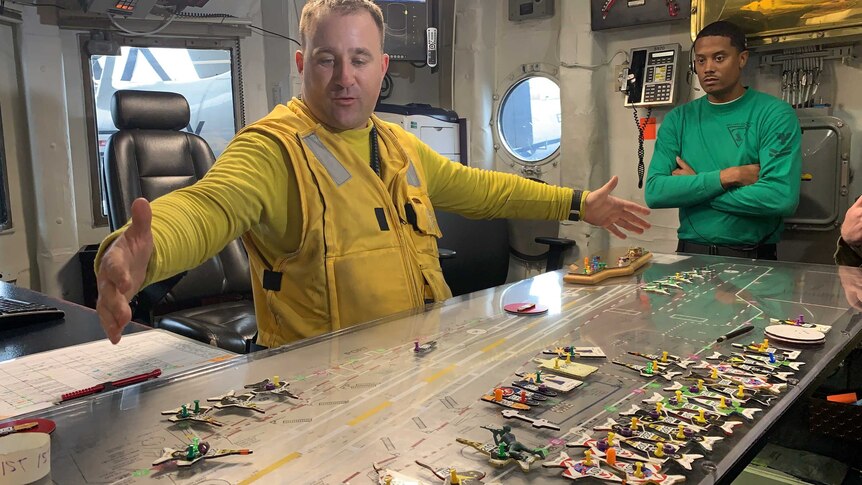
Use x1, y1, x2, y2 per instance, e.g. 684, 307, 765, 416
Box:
152, 438, 252, 467
161, 400, 223, 427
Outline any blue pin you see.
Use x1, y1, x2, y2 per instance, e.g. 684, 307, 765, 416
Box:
768, 352, 776, 364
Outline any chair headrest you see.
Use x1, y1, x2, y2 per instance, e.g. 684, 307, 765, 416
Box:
111, 90, 191, 131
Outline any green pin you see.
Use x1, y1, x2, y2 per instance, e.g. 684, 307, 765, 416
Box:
193, 437, 200, 456
194, 399, 200, 414
186, 443, 195, 460
498, 443, 507, 459
536, 370, 542, 383
645, 362, 654, 374
181, 404, 189, 418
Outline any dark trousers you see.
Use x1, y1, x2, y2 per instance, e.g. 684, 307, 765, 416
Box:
677, 240, 778, 260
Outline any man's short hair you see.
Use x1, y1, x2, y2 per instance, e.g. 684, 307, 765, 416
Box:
299, 0, 385, 50
695, 20, 747, 53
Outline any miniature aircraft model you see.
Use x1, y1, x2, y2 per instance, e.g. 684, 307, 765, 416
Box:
642, 283, 670, 295
612, 360, 683, 381
644, 392, 761, 421
372, 462, 430, 484
414, 460, 486, 485
627, 350, 693, 369
501, 409, 561, 430
161, 400, 223, 426
207, 390, 265, 413
542, 451, 622, 482
657, 279, 683, 290
152, 437, 252, 467
244, 376, 300, 399
456, 425, 548, 472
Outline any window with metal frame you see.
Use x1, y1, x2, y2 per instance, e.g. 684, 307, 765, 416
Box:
81, 36, 242, 227
496, 75, 562, 165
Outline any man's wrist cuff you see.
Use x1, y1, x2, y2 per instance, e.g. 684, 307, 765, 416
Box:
568, 190, 588, 221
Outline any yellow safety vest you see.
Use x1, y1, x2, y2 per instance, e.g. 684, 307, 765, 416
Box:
238, 100, 452, 347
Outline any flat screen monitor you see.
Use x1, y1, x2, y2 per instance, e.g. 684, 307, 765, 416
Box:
375, 0, 431, 62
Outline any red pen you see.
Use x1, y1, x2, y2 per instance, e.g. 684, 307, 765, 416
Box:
57, 369, 162, 403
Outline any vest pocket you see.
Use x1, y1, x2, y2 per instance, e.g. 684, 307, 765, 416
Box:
406, 192, 442, 239
326, 247, 419, 328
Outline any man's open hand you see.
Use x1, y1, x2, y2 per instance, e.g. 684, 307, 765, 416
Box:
96, 198, 154, 344
583, 176, 651, 239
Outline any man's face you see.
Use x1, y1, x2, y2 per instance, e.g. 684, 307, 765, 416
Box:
296, 11, 389, 131
693, 35, 748, 98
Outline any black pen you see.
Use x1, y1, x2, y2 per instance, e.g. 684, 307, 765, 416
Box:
716, 324, 754, 343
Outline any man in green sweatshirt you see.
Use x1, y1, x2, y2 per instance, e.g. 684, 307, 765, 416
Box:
644, 20, 801, 260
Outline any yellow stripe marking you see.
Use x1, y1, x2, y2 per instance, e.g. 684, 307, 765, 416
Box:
482, 338, 507, 352
348, 401, 392, 426
208, 354, 237, 363
563, 299, 579, 311
238, 451, 302, 484
424, 364, 456, 383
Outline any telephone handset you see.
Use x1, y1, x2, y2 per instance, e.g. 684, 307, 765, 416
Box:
623, 43, 681, 107
621, 43, 681, 188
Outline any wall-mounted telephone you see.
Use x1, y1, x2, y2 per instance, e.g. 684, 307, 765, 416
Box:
623, 43, 681, 107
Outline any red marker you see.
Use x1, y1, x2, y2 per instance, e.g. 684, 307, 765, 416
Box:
57, 369, 162, 403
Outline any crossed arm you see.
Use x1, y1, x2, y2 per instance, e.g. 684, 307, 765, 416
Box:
644, 107, 801, 217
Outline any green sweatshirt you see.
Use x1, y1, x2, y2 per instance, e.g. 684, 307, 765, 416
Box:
645, 88, 801, 245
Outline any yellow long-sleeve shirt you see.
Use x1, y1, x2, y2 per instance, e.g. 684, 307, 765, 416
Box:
97, 99, 574, 346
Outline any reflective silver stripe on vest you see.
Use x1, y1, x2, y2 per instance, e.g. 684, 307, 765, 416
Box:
302, 133, 351, 186
406, 161, 420, 187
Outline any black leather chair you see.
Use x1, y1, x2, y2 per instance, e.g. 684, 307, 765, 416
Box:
435, 211, 510, 296
103, 89, 258, 353
435, 211, 576, 296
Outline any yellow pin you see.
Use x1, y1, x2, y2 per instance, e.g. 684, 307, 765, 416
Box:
662, 351, 669, 363
273, 375, 280, 386
654, 443, 665, 457
719, 396, 727, 408
608, 432, 616, 446
737, 384, 745, 398
697, 379, 704, 392
675, 390, 684, 403
634, 461, 644, 478
584, 449, 593, 466
449, 468, 461, 485
676, 423, 686, 439
697, 409, 707, 423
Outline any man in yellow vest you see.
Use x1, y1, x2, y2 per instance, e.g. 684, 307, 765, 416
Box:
95, 0, 651, 348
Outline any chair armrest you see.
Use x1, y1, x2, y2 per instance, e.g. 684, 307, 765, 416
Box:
535, 237, 577, 272
535, 237, 576, 248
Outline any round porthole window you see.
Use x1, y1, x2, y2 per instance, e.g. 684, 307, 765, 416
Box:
497, 75, 561, 164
